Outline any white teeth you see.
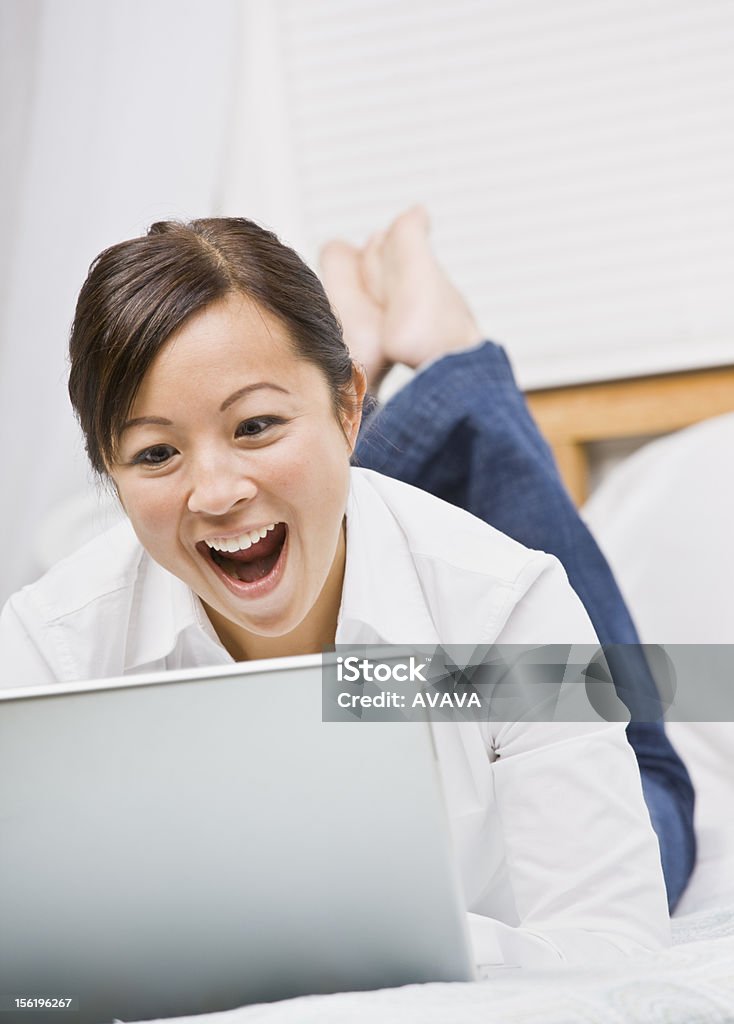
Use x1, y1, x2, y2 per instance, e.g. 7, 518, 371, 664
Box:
205, 523, 278, 553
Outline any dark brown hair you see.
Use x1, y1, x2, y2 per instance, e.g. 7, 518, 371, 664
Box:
68, 217, 354, 475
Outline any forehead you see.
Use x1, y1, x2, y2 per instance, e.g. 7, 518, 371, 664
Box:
148, 293, 297, 380
130, 293, 326, 415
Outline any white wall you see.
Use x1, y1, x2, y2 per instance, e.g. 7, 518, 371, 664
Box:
0, 0, 240, 601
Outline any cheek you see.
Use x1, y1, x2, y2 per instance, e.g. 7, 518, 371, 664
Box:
271, 428, 351, 525
116, 481, 179, 549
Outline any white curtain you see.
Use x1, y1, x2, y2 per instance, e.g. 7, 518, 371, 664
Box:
0, 0, 242, 603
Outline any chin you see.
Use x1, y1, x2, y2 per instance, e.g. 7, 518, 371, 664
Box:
221, 592, 311, 640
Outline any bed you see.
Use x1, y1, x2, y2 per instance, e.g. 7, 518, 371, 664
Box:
525, 362, 734, 507
120, 363, 734, 1024
131, 904, 734, 1023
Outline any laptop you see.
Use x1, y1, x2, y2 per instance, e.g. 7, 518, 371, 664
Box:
0, 655, 475, 1024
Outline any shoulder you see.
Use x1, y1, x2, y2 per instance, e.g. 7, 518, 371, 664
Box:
0, 521, 146, 685
348, 468, 593, 644
10, 519, 144, 622
350, 467, 546, 585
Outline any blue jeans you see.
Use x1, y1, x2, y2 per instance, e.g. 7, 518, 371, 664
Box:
355, 341, 695, 911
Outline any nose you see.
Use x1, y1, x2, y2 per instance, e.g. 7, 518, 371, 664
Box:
186, 453, 258, 516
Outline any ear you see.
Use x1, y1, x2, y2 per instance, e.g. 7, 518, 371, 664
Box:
106, 471, 127, 514
341, 363, 368, 453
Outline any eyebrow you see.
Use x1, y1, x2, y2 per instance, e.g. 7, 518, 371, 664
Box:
219, 381, 290, 412
120, 382, 291, 434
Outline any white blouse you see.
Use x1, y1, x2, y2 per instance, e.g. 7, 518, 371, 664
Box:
0, 468, 670, 965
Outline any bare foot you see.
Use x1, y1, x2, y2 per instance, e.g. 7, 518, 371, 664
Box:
361, 205, 483, 369
318, 239, 388, 390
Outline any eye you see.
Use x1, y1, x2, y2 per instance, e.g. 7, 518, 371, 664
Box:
235, 416, 283, 439
131, 444, 177, 466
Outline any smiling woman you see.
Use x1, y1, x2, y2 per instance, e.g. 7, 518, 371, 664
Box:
64, 219, 367, 663
0, 216, 671, 970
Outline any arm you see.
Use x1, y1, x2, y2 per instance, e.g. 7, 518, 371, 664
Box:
470, 719, 671, 967
437, 560, 671, 967
355, 342, 695, 909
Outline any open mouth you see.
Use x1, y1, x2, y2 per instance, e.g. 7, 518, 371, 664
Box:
199, 522, 288, 585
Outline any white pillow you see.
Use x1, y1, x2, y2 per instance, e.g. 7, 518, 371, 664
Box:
582, 413, 734, 913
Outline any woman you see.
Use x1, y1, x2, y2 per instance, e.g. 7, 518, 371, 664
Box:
1, 216, 669, 966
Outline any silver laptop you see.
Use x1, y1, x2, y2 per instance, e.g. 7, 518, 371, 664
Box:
0, 656, 475, 1024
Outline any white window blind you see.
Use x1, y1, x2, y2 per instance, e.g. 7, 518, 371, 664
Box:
254, 0, 734, 387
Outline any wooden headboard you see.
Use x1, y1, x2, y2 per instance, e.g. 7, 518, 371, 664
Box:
525, 364, 734, 506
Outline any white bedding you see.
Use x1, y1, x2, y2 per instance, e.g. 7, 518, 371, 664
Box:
129, 903, 734, 1024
